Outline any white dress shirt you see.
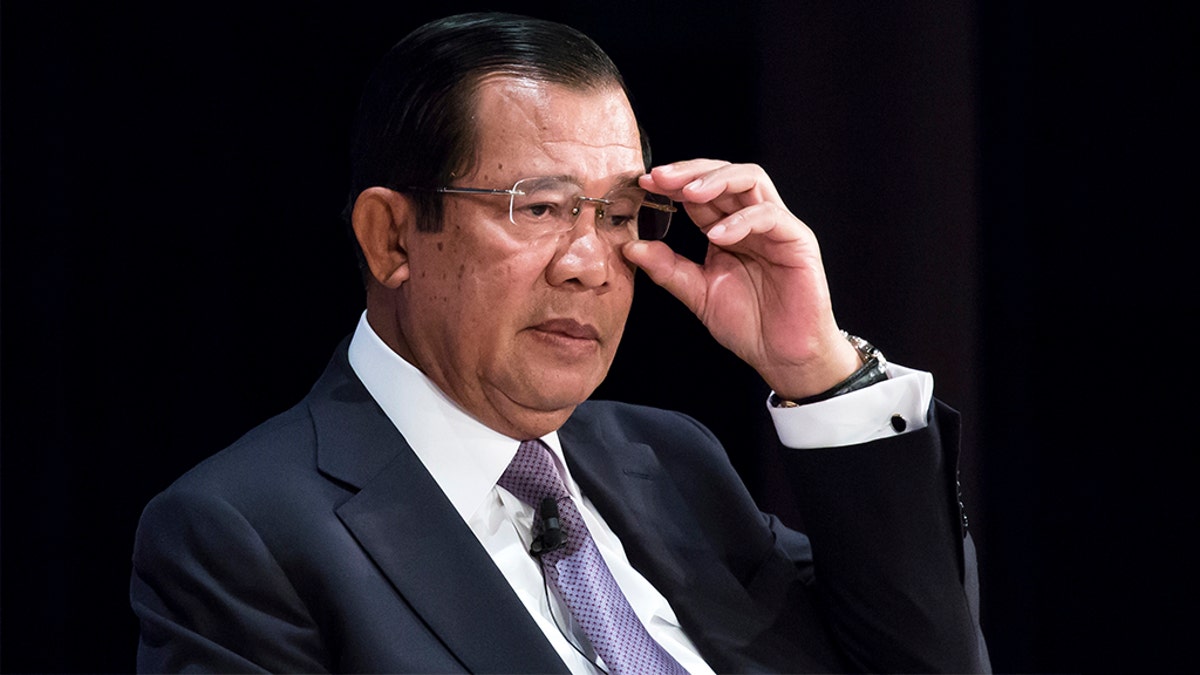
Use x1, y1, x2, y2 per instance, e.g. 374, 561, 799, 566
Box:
346, 311, 933, 674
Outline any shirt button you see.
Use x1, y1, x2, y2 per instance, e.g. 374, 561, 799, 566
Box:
890, 414, 907, 432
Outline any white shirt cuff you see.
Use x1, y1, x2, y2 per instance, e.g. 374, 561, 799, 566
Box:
768, 363, 934, 449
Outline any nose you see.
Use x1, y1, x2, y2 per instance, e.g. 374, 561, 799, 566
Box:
546, 201, 614, 289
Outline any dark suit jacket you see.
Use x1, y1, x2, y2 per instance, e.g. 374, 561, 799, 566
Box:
131, 342, 990, 673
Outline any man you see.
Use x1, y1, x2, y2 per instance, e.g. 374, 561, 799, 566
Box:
131, 12, 990, 674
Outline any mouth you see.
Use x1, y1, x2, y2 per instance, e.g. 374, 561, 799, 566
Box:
531, 318, 602, 342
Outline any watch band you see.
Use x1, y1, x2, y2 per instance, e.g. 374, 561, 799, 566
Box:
770, 331, 889, 408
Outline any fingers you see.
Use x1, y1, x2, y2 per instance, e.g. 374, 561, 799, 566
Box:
702, 201, 810, 250
641, 160, 783, 209
624, 203, 810, 296
639, 159, 730, 198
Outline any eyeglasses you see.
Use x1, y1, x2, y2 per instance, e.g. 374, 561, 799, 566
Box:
411, 176, 676, 243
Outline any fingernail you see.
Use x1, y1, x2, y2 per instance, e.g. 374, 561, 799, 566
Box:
685, 179, 703, 191
707, 224, 726, 239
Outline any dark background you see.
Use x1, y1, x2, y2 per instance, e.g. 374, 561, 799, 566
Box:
2, 1, 1194, 673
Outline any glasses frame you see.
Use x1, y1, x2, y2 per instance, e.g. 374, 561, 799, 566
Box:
406, 177, 676, 241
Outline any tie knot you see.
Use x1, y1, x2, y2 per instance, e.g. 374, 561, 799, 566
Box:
497, 439, 570, 508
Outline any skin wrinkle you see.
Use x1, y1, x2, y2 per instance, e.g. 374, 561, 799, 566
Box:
543, 140, 639, 151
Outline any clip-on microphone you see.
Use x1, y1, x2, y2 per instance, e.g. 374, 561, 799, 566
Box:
530, 496, 566, 556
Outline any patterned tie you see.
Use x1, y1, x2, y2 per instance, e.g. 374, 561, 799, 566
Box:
497, 439, 689, 675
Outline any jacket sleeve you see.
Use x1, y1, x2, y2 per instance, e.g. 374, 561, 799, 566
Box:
130, 487, 330, 673
777, 399, 991, 673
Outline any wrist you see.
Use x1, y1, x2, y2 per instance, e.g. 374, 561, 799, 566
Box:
770, 332, 889, 408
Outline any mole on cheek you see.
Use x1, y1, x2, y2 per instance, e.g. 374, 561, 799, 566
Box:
437, 242, 444, 251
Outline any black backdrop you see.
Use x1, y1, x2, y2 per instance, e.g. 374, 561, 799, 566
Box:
2, 1, 1194, 673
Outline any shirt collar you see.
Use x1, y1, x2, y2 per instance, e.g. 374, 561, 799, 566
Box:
346, 311, 568, 520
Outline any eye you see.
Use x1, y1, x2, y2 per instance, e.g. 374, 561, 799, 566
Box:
510, 180, 573, 224
600, 196, 640, 229
604, 212, 637, 228
517, 201, 559, 221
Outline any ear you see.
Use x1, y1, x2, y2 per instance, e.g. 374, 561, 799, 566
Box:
351, 187, 414, 289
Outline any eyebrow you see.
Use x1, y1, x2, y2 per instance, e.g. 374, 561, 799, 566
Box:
611, 173, 643, 189
547, 172, 642, 189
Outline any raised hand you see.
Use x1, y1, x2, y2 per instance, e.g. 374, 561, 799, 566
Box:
622, 159, 861, 400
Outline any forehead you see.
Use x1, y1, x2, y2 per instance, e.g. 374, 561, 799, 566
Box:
466, 76, 644, 187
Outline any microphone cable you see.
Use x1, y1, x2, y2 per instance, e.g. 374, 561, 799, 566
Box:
530, 496, 609, 675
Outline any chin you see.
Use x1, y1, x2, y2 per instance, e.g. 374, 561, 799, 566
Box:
517, 367, 607, 411
527, 382, 601, 412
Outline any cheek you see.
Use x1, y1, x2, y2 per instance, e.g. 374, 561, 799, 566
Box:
453, 249, 550, 326
611, 256, 637, 300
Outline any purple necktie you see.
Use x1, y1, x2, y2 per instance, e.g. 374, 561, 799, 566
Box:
498, 439, 689, 675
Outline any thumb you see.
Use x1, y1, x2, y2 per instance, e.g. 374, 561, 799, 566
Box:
621, 240, 707, 317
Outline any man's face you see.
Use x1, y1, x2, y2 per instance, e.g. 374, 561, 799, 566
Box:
394, 77, 643, 438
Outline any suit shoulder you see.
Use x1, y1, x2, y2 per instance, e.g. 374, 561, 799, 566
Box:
154, 399, 321, 504
134, 395, 348, 569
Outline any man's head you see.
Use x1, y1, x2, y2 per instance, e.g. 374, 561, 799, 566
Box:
349, 14, 648, 439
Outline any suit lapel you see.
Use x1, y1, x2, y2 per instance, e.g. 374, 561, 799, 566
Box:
557, 417, 697, 601
308, 345, 569, 674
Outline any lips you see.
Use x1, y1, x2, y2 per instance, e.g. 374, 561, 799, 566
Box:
532, 318, 601, 341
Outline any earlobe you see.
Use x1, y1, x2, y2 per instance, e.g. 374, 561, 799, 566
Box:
351, 187, 412, 289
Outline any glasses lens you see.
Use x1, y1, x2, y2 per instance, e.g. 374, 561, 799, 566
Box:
598, 188, 645, 244
637, 192, 674, 241
510, 178, 576, 236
